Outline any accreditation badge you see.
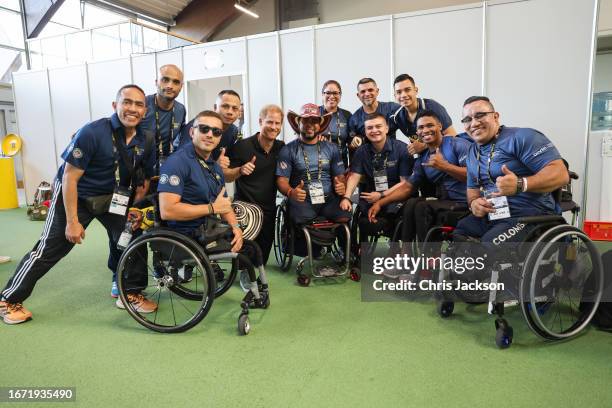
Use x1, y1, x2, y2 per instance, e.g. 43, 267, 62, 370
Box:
308, 181, 326, 204
109, 186, 132, 216
485, 188, 511, 221
373, 169, 389, 192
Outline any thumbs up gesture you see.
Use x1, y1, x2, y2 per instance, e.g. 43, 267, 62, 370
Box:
290, 180, 307, 202
211, 187, 232, 214
333, 175, 346, 196
217, 147, 230, 169
240, 155, 257, 176
422, 147, 447, 170
494, 164, 519, 196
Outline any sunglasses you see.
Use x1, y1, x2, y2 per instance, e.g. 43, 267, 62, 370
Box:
460, 111, 495, 124
194, 124, 223, 137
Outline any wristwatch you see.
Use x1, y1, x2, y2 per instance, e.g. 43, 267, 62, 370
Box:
231, 223, 241, 229
516, 178, 524, 194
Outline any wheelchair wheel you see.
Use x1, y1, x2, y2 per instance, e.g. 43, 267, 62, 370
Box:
210, 257, 238, 298
350, 207, 379, 259
117, 229, 216, 333
519, 225, 604, 340
273, 203, 293, 271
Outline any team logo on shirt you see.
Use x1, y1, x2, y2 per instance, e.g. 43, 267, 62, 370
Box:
72, 148, 83, 159
135, 146, 143, 156
169, 175, 181, 186
279, 161, 288, 170
159, 174, 169, 184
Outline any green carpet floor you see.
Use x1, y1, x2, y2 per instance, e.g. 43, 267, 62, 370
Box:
1, 207, 611, 408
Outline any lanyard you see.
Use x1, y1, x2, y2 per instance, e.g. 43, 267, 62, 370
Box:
373, 150, 389, 172
476, 141, 496, 187
154, 98, 176, 158
326, 111, 343, 148
300, 141, 322, 183
111, 130, 135, 189
195, 150, 223, 187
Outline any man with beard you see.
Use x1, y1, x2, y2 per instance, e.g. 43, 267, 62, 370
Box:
140, 64, 186, 172
225, 105, 285, 264
276, 103, 349, 225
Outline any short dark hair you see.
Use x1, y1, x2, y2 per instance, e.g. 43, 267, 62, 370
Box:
393, 73, 415, 86
115, 84, 145, 102
194, 110, 223, 124
364, 113, 386, 123
357, 77, 377, 90
217, 89, 241, 100
321, 80, 342, 94
463, 96, 495, 111
415, 109, 442, 125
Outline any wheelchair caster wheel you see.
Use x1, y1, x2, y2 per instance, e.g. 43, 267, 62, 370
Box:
238, 314, 250, 335
437, 301, 454, 318
350, 267, 361, 282
494, 319, 513, 349
297, 274, 311, 286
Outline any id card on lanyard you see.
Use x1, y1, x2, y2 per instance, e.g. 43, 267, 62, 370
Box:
109, 131, 134, 216
301, 142, 325, 204
373, 151, 389, 192
155, 99, 176, 169
477, 140, 511, 221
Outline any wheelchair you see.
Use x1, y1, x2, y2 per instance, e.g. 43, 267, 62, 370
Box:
115, 202, 270, 335
273, 197, 352, 286
424, 169, 604, 349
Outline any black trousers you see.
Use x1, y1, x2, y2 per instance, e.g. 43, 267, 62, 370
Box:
402, 197, 466, 243
1, 179, 146, 304
254, 209, 275, 266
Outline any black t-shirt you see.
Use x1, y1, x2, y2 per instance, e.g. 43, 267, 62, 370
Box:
229, 133, 285, 212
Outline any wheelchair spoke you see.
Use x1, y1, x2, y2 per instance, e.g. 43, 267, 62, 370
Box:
168, 289, 177, 326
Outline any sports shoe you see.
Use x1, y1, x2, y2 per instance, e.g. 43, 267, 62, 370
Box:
3, 302, 33, 324
0, 300, 7, 315
110, 281, 119, 298
116, 293, 157, 313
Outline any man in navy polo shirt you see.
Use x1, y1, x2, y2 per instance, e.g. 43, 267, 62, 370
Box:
454, 96, 569, 248
276, 103, 349, 225
0, 85, 157, 325
340, 113, 413, 244
348, 77, 401, 152
178, 90, 242, 176
139, 64, 186, 172
158, 110, 243, 251
375, 110, 471, 243
390, 73, 456, 156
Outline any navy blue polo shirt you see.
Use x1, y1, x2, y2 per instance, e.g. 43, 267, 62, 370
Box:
319, 106, 351, 167
391, 98, 453, 138
157, 145, 226, 234
466, 126, 562, 217
456, 132, 474, 143
139, 94, 186, 159
351, 138, 413, 192
276, 140, 345, 199
409, 136, 470, 202
178, 119, 238, 160
58, 113, 155, 199
348, 101, 401, 139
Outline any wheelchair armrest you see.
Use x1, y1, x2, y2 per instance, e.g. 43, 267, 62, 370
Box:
517, 215, 566, 224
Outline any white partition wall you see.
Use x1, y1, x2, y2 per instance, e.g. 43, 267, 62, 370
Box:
12, 0, 599, 212
48, 65, 91, 162
316, 18, 393, 113
486, 0, 598, 213
246, 34, 280, 136
131, 54, 157, 96
12, 70, 56, 203
87, 58, 132, 118
394, 5, 483, 125
280, 28, 314, 141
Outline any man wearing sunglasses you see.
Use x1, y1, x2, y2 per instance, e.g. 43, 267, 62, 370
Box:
139, 64, 186, 173
157, 110, 243, 252
390, 74, 456, 157
177, 90, 242, 176
453, 96, 569, 247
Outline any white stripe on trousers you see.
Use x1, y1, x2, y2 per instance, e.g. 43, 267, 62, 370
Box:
2, 178, 62, 299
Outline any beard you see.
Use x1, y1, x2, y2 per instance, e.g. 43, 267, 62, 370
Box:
300, 131, 317, 140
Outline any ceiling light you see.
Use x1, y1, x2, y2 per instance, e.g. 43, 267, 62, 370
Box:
234, 2, 259, 18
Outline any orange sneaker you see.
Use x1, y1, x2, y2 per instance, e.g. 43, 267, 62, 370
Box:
116, 293, 157, 314
3, 303, 33, 324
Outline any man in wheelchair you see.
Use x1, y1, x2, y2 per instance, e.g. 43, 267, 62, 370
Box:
455, 96, 569, 248
340, 113, 413, 250
276, 103, 349, 225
